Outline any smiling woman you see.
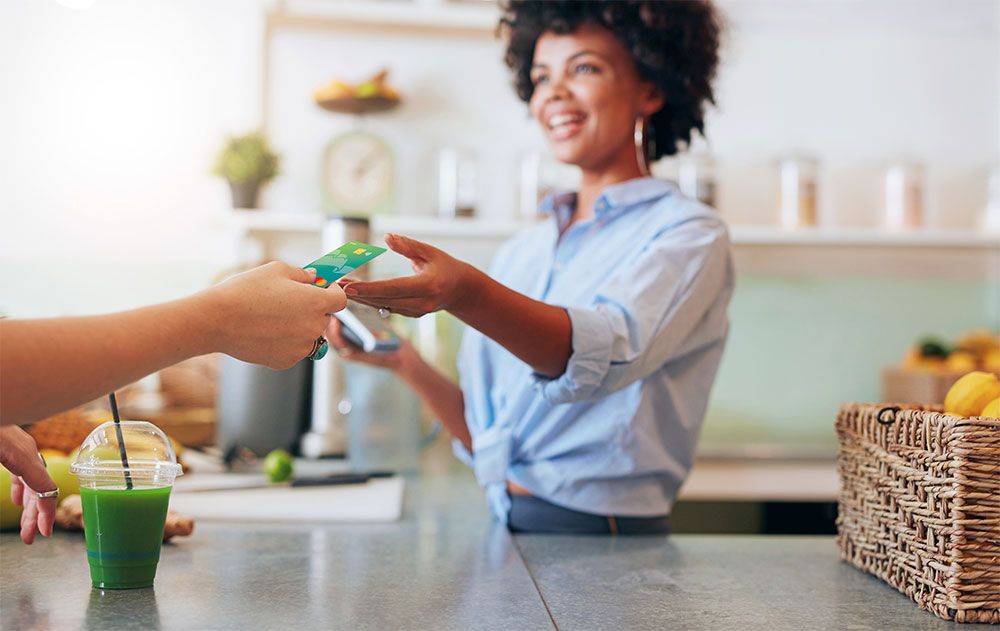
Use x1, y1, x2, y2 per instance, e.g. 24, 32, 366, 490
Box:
504, 0, 722, 169
332, 0, 730, 535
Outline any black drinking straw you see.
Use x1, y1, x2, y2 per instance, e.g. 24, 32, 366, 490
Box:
108, 392, 133, 490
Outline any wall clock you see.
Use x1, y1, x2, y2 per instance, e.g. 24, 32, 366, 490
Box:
323, 130, 394, 216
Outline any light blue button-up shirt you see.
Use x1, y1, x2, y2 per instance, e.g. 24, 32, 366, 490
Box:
454, 176, 734, 523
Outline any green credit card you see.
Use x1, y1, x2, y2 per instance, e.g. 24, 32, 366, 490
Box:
304, 241, 387, 288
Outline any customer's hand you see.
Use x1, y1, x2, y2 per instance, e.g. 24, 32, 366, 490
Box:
202, 261, 348, 370
339, 234, 479, 318
0, 426, 58, 545
325, 318, 417, 373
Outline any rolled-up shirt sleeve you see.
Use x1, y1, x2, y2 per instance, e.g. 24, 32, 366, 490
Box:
534, 217, 733, 405
451, 438, 474, 467
450, 407, 513, 488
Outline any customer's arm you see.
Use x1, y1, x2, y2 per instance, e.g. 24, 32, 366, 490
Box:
1, 262, 347, 426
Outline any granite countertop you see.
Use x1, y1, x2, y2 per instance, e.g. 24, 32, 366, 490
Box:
513, 534, 995, 631
0, 473, 988, 630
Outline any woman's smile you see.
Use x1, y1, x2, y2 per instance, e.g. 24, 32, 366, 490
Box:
545, 109, 588, 141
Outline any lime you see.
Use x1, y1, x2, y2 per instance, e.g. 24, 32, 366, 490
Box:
263, 449, 294, 483
918, 337, 950, 359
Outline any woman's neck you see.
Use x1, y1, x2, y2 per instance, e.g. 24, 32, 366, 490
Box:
572, 155, 646, 225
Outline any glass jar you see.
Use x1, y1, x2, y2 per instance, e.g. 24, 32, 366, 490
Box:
883, 162, 924, 231
437, 147, 477, 219
777, 156, 819, 229
518, 151, 581, 220
982, 164, 1000, 233
677, 153, 717, 208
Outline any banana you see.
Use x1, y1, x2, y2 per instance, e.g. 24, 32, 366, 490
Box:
945, 371, 1000, 417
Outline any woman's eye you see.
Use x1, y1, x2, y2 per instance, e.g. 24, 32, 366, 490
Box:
531, 74, 549, 86
574, 63, 599, 75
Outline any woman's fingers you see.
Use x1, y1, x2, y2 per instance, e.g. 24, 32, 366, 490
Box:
36, 496, 56, 538
20, 489, 39, 544
384, 233, 434, 261
1, 425, 58, 504
11, 475, 24, 507
325, 318, 349, 349
346, 296, 432, 318
343, 276, 429, 300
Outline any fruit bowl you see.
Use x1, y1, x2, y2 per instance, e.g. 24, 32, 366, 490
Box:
313, 69, 402, 116
316, 95, 400, 115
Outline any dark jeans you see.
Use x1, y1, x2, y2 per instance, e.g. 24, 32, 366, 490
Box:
507, 493, 670, 535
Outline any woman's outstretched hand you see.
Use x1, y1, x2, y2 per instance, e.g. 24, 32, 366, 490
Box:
342, 233, 570, 378
340, 234, 480, 318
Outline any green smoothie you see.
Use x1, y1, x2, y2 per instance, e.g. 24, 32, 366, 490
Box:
79, 486, 172, 589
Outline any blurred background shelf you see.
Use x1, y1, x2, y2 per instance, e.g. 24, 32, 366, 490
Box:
268, 0, 500, 37
731, 226, 1000, 249
231, 210, 1000, 250
231, 208, 326, 232
372, 215, 529, 239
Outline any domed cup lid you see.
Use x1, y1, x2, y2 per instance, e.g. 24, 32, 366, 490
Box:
70, 421, 182, 486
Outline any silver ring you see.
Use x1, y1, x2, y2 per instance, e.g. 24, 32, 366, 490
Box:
36, 489, 60, 499
378, 307, 391, 319
307, 337, 329, 361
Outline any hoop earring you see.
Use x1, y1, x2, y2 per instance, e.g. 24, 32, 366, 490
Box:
634, 116, 655, 176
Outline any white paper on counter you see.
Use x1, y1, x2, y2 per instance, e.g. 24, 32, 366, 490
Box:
169, 476, 404, 523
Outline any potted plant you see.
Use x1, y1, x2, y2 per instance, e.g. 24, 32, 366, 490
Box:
212, 132, 280, 209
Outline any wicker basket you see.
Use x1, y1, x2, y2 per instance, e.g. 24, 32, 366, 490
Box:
836, 403, 1000, 623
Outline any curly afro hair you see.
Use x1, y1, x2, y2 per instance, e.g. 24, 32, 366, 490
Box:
499, 0, 722, 160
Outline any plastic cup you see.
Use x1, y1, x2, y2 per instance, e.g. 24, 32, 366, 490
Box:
70, 421, 182, 589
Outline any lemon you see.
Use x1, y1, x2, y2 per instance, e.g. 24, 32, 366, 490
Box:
0, 468, 20, 530
983, 349, 1000, 373
263, 449, 294, 483
945, 351, 977, 373
980, 397, 1000, 418
945, 371, 1000, 417
38, 448, 67, 460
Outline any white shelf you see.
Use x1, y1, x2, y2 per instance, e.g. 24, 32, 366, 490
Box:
231, 210, 528, 238
269, 0, 500, 36
232, 210, 1000, 250
730, 226, 1000, 249
372, 215, 531, 239
271, 0, 993, 38
231, 209, 325, 233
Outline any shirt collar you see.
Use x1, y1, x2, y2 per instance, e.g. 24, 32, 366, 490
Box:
539, 176, 675, 225
538, 190, 578, 228
594, 176, 675, 218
